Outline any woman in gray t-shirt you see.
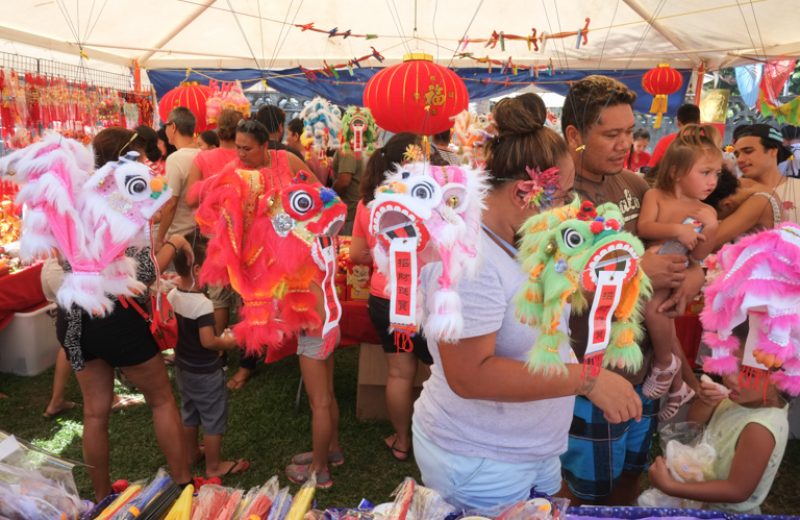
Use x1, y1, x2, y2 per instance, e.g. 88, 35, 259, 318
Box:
412, 95, 642, 513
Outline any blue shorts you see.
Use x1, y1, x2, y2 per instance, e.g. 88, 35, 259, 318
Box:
560, 384, 658, 501
412, 422, 562, 514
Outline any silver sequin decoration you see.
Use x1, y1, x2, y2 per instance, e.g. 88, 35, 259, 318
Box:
272, 213, 294, 237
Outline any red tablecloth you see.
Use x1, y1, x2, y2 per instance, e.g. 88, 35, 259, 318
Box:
0, 263, 46, 332
675, 313, 703, 369
264, 299, 380, 364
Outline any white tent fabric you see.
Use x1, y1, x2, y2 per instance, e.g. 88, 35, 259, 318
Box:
0, 0, 797, 72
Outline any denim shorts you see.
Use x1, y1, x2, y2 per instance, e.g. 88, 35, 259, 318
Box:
412, 422, 562, 514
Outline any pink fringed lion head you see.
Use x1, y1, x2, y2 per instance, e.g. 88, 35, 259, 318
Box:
0, 137, 171, 315
701, 223, 800, 396
369, 161, 488, 342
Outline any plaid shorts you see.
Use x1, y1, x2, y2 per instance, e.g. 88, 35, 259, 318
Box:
560, 384, 659, 501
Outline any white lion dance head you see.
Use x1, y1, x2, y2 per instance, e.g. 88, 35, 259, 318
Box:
298, 97, 342, 166
369, 161, 488, 345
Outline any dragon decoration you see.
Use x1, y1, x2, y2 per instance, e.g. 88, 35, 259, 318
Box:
515, 198, 650, 376
701, 223, 800, 396
369, 159, 489, 348
196, 168, 346, 357
298, 97, 342, 169
340, 106, 378, 160
0, 135, 170, 315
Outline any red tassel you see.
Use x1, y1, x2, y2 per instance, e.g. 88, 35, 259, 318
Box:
393, 329, 415, 353
581, 352, 604, 378
739, 365, 770, 403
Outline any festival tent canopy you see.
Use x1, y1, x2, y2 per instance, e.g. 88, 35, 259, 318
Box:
0, 0, 797, 72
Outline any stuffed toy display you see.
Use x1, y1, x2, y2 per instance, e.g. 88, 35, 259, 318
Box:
701, 223, 800, 396
196, 168, 346, 357
340, 106, 378, 160
298, 97, 342, 167
516, 198, 650, 375
0, 135, 171, 315
369, 158, 488, 347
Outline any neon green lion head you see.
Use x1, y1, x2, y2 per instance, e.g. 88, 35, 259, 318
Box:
515, 198, 651, 376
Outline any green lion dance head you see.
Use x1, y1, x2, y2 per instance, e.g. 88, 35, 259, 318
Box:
516, 198, 651, 376
340, 106, 379, 159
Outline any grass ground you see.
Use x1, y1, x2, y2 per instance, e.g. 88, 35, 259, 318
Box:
0, 346, 798, 514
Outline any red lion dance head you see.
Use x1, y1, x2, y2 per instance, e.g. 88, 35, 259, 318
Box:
197, 169, 346, 356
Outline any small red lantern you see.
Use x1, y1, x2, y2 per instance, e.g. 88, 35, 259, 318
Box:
642, 64, 684, 128
363, 53, 469, 135
158, 82, 212, 132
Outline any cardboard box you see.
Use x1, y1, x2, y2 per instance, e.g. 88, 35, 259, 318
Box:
356, 342, 431, 421
0, 302, 60, 376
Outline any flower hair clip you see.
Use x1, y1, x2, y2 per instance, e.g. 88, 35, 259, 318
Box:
403, 144, 424, 164
519, 165, 561, 209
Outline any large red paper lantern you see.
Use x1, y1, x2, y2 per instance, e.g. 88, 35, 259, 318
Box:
158, 82, 212, 132
642, 64, 684, 128
363, 53, 468, 135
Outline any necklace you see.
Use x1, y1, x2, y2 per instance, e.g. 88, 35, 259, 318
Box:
481, 223, 518, 258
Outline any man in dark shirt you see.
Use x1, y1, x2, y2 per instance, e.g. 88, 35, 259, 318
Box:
255, 105, 305, 160
559, 76, 705, 505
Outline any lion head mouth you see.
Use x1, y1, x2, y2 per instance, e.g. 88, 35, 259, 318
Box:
371, 201, 430, 250
582, 240, 638, 291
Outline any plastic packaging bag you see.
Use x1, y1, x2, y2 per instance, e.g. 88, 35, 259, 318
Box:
111, 467, 174, 520
235, 475, 280, 520
386, 478, 415, 520
285, 475, 316, 520
638, 422, 716, 509
267, 486, 293, 520
484, 496, 568, 520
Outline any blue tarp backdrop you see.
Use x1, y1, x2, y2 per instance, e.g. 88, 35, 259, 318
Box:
148, 67, 692, 117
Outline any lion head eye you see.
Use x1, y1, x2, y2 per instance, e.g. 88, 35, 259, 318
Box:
562, 228, 584, 249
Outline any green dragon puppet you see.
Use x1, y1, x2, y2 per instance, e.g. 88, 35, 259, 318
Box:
516, 198, 651, 376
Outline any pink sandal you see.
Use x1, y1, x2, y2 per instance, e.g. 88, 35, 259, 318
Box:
642, 354, 681, 399
658, 381, 696, 422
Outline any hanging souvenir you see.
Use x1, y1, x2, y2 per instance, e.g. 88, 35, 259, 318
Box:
340, 106, 377, 160
299, 97, 342, 167
702, 223, 800, 396
0, 135, 171, 315
515, 198, 649, 375
196, 169, 346, 357
369, 158, 488, 348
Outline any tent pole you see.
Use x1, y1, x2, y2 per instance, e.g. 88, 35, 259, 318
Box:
694, 62, 705, 105
138, 0, 218, 67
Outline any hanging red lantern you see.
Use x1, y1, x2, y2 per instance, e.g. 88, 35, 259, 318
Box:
158, 82, 212, 132
642, 64, 684, 128
363, 53, 469, 135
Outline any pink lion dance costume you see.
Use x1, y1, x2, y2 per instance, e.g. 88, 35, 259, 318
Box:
701, 223, 800, 396
369, 161, 488, 347
0, 135, 170, 315
196, 169, 346, 357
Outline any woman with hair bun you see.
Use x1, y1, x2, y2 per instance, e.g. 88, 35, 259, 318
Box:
410, 95, 642, 512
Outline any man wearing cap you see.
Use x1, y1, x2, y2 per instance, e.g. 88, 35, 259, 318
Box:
715, 124, 800, 248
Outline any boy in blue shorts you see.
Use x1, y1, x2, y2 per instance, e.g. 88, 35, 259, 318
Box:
168, 234, 249, 479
